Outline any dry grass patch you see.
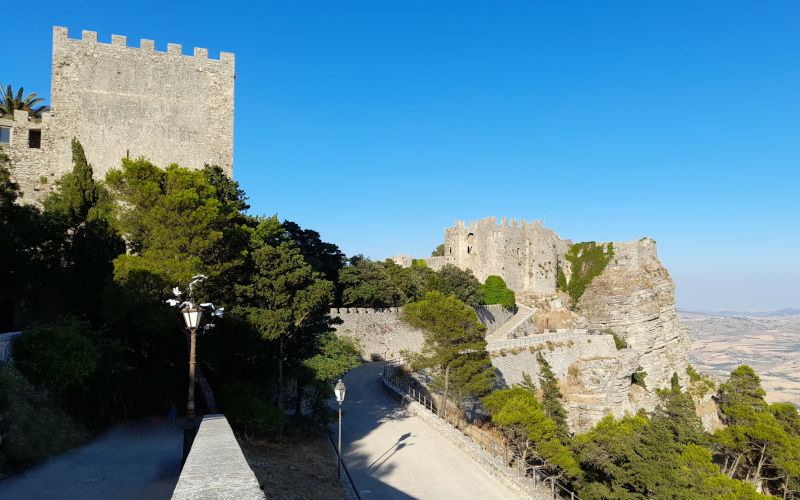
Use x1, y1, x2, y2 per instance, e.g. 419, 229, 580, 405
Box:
239, 428, 346, 500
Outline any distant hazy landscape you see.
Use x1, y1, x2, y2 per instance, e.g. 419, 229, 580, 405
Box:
682, 309, 800, 406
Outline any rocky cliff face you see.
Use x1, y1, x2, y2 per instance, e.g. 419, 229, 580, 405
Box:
578, 257, 690, 391
554, 255, 691, 432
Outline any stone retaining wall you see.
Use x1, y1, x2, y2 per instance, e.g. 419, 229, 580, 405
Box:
474, 304, 515, 336
331, 305, 512, 360
488, 331, 617, 386
330, 307, 424, 360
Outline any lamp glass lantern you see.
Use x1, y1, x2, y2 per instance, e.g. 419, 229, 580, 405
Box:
181, 307, 203, 330
334, 379, 346, 404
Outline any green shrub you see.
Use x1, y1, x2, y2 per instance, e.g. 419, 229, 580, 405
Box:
217, 382, 286, 437
0, 364, 88, 465
686, 365, 716, 398
14, 317, 102, 392
482, 275, 515, 310
632, 366, 648, 389
411, 258, 428, 267
556, 265, 567, 291
603, 329, 627, 350
563, 242, 614, 304
686, 364, 702, 382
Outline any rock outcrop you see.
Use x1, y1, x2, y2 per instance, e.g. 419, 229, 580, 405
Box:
578, 257, 691, 391
488, 251, 692, 433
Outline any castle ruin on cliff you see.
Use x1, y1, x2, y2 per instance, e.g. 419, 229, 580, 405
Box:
0, 27, 235, 201
397, 216, 658, 296
359, 216, 692, 432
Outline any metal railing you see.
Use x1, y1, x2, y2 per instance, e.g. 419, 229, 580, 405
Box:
382, 361, 580, 500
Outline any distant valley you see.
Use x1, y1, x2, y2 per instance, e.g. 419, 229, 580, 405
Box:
681, 310, 800, 406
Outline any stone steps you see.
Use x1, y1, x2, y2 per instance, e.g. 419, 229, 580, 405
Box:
485, 304, 534, 343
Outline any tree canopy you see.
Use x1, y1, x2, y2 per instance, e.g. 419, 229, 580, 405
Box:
0, 84, 49, 118
402, 291, 494, 417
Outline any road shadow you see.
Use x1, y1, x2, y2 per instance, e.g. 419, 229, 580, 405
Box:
329, 362, 418, 499
0, 419, 182, 500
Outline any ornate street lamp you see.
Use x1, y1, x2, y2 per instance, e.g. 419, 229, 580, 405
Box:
334, 378, 347, 479
166, 275, 223, 468
180, 302, 203, 466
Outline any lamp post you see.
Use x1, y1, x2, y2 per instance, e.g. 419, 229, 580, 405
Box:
165, 275, 223, 468
180, 303, 203, 467
334, 378, 347, 479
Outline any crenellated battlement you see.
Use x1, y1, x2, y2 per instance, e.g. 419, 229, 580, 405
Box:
330, 307, 403, 315
53, 26, 235, 64
455, 217, 545, 230
41, 25, 236, 190
329, 304, 508, 316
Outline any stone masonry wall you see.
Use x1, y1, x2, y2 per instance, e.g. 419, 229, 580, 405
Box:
439, 217, 562, 295
330, 308, 425, 360
0, 111, 54, 202
474, 304, 515, 336
331, 305, 512, 359
487, 331, 618, 386
417, 217, 658, 299
5, 27, 235, 203
47, 27, 235, 182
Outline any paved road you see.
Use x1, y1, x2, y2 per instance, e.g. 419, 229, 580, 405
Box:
334, 361, 518, 499
0, 419, 182, 499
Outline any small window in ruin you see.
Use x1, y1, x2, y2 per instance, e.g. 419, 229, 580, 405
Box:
467, 246, 472, 254
28, 130, 41, 149
449, 247, 452, 254
0, 127, 9, 144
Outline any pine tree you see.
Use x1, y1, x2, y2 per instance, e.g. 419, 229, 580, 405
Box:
402, 291, 493, 419
483, 386, 579, 478
536, 352, 570, 442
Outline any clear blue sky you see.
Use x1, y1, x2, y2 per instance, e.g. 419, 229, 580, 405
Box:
5, 1, 799, 311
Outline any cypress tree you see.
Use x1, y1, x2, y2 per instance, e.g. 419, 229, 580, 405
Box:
536, 352, 570, 442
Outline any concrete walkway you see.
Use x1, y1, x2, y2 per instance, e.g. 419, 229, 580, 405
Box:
0, 419, 182, 500
334, 362, 518, 499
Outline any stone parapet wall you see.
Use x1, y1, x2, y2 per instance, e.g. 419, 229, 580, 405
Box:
421, 255, 452, 271
171, 415, 264, 500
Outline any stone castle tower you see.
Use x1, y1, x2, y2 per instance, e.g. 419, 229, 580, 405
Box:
414, 216, 658, 295
0, 26, 235, 200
